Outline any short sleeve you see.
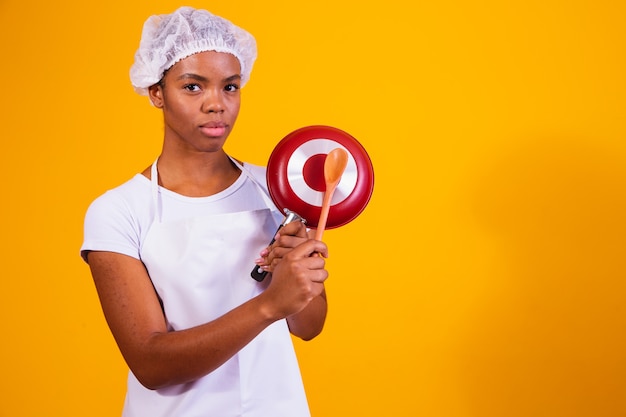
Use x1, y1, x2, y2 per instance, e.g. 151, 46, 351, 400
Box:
80, 189, 143, 263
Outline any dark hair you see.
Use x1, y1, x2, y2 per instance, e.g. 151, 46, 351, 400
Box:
156, 67, 170, 89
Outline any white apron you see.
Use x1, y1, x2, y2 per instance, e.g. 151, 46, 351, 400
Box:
122, 159, 310, 417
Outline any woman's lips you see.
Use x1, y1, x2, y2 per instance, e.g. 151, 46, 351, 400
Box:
200, 123, 227, 137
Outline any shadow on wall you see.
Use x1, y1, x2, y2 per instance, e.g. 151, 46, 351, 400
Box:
460, 136, 626, 416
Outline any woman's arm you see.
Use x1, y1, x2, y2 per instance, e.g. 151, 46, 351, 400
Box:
88, 237, 327, 390
287, 289, 327, 340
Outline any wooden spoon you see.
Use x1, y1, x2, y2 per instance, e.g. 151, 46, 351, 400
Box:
315, 148, 349, 240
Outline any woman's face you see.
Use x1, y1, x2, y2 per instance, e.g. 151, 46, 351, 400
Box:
149, 51, 242, 154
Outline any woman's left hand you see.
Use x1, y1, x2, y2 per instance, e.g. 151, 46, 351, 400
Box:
255, 220, 313, 273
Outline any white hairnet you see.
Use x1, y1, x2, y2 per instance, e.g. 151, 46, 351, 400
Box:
130, 6, 257, 95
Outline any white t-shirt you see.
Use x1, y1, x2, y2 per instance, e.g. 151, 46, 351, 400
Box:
80, 163, 310, 417
81, 163, 277, 262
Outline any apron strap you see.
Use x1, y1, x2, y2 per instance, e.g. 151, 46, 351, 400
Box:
149, 156, 279, 223
228, 156, 278, 212
150, 158, 161, 222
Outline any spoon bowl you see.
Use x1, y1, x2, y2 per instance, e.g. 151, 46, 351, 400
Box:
315, 148, 349, 240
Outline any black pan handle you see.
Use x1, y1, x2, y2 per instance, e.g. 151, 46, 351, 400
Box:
251, 209, 305, 281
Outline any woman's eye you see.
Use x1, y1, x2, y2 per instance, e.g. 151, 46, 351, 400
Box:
184, 84, 201, 92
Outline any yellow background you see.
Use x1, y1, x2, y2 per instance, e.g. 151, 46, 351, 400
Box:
1, 0, 625, 416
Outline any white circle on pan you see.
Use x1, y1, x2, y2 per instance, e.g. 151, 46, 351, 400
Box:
286, 139, 358, 207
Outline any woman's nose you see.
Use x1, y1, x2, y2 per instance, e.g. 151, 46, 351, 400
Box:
201, 92, 224, 113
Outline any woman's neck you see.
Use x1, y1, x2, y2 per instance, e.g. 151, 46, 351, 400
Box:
142, 150, 241, 197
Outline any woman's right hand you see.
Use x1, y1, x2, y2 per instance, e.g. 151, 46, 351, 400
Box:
259, 223, 329, 319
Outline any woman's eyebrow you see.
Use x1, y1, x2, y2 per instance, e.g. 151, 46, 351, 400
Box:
176, 73, 208, 82
224, 74, 242, 82
175, 73, 242, 82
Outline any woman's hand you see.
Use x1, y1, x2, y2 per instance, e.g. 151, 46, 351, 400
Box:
255, 220, 310, 273
254, 221, 329, 339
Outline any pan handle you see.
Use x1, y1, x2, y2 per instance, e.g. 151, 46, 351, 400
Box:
251, 209, 306, 281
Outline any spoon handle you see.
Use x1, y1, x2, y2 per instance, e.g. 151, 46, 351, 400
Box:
315, 185, 336, 241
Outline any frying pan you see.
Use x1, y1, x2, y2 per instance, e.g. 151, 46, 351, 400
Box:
266, 125, 374, 229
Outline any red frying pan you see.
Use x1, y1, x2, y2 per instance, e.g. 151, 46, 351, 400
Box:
266, 125, 374, 229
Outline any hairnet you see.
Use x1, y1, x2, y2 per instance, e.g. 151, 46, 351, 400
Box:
130, 7, 257, 95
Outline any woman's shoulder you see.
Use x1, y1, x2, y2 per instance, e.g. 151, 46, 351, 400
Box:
87, 174, 151, 215
81, 174, 152, 263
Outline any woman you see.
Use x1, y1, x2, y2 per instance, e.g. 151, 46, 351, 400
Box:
81, 7, 329, 417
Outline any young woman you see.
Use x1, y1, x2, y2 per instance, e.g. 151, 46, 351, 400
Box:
81, 7, 329, 416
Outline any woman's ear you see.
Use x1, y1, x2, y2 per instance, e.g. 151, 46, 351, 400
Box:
148, 84, 164, 108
